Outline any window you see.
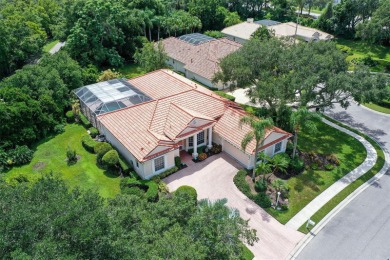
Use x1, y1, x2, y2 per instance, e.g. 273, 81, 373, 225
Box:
188, 136, 194, 147
154, 156, 165, 172
274, 142, 282, 154
197, 131, 204, 145
136, 161, 139, 168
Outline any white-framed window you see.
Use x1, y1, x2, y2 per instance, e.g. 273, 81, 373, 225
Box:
274, 142, 282, 154
188, 136, 194, 147
197, 131, 205, 145
154, 156, 165, 172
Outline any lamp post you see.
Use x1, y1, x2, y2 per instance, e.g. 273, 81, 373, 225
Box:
276, 191, 281, 210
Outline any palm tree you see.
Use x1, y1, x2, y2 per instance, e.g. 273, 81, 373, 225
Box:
269, 154, 289, 181
290, 107, 321, 158
240, 115, 274, 180
255, 161, 272, 184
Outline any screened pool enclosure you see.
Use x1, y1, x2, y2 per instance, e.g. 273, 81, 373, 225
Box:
74, 79, 152, 127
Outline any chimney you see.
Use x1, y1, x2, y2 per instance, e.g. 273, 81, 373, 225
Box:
247, 18, 254, 23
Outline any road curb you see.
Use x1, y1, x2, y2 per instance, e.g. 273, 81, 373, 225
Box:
287, 116, 390, 260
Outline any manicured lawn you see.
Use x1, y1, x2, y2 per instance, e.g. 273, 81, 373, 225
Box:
241, 244, 254, 260
266, 119, 367, 224
334, 38, 390, 72
4, 124, 121, 198
42, 39, 59, 53
298, 116, 385, 233
118, 63, 147, 78
363, 102, 390, 114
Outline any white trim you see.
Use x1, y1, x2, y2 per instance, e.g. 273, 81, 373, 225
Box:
273, 141, 283, 155
187, 130, 206, 149
152, 155, 167, 174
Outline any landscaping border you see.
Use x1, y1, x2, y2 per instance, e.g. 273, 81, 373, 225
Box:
288, 115, 390, 260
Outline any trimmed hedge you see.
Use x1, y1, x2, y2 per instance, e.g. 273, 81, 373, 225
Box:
89, 127, 99, 138
152, 166, 179, 181
174, 156, 181, 168
175, 185, 197, 203
118, 156, 133, 174
81, 135, 98, 153
233, 170, 254, 200
214, 91, 235, 101
94, 142, 113, 160
120, 177, 159, 202
254, 193, 272, 208
102, 150, 119, 168
79, 113, 92, 128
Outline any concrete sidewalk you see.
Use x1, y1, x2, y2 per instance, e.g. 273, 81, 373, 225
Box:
285, 118, 378, 230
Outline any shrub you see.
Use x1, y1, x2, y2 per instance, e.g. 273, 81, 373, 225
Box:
174, 156, 181, 168
7, 146, 34, 166
285, 141, 294, 157
66, 146, 77, 163
289, 157, 305, 175
233, 170, 254, 199
118, 156, 133, 174
152, 166, 179, 180
280, 204, 289, 211
326, 154, 340, 165
271, 179, 288, 193
79, 113, 92, 128
254, 180, 267, 192
89, 127, 99, 138
198, 153, 207, 161
311, 163, 318, 170
175, 185, 197, 203
145, 181, 159, 202
102, 150, 119, 168
214, 91, 236, 101
94, 142, 113, 160
254, 193, 271, 208
325, 164, 335, 171
65, 111, 75, 122
54, 124, 65, 134
126, 186, 145, 197
120, 177, 159, 201
210, 143, 222, 154
204, 30, 225, 38
81, 135, 98, 153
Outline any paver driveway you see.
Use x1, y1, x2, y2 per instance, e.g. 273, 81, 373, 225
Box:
164, 153, 304, 260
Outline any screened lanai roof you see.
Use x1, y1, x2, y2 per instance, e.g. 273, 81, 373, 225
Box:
74, 79, 153, 115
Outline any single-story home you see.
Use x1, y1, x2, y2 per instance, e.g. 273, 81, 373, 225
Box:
222, 19, 333, 43
161, 33, 242, 90
75, 70, 291, 179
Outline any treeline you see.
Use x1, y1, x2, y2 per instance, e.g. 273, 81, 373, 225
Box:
316, 0, 390, 46
0, 176, 257, 259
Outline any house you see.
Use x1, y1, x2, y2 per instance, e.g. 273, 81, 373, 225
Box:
75, 70, 291, 180
161, 33, 242, 90
222, 19, 333, 43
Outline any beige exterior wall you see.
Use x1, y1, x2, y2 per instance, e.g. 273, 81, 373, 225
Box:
142, 150, 177, 179
222, 34, 248, 44
167, 58, 185, 73
248, 138, 289, 169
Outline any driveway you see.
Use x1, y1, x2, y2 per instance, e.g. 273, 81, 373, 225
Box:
164, 153, 304, 260
296, 103, 390, 260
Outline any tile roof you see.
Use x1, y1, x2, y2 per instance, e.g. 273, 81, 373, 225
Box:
161, 36, 241, 81
98, 70, 291, 162
222, 21, 261, 40
214, 107, 291, 154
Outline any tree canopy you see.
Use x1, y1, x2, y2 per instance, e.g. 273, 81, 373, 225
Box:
0, 176, 258, 259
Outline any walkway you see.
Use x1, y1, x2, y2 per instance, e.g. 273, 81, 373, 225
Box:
285, 118, 378, 230
164, 153, 304, 260
49, 41, 65, 54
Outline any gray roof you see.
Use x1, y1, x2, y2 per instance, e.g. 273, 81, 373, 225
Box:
74, 79, 152, 115
254, 19, 281, 27
178, 33, 215, 45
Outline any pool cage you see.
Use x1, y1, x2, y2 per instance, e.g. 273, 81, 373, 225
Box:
74, 79, 153, 127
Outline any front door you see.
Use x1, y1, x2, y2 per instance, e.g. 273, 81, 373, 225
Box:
178, 140, 184, 151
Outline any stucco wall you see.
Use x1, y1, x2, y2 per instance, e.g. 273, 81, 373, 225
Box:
213, 133, 252, 168
142, 150, 177, 179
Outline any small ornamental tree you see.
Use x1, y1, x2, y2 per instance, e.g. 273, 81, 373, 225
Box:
102, 150, 119, 169
66, 146, 77, 164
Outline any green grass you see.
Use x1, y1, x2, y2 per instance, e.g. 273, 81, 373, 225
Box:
42, 39, 59, 53
334, 38, 390, 72
3, 124, 121, 198
241, 243, 254, 260
363, 102, 390, 114
266, 119, 367, 224
118, 63, 147, 79
298, 116, 385, 233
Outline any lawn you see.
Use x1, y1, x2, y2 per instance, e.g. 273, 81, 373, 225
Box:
298, 116, 385, 233
334, 38, 390, 72
3, 124, 121, 198
363, 102, 390, 114
266, 119, 367, 224
42, 39, 59, 53
118, 63, 147, 79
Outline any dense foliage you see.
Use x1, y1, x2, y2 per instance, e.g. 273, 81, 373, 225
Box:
0, 176, 258, 259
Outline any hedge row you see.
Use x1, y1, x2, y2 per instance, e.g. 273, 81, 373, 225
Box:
79, 113, 92, 128
81, 135, 98, 153
233, 170, 254, 200
214, 91, 236, 102
120, 177, 159, 202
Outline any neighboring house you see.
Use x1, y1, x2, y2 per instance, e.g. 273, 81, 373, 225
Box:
75, 70, 291, 179
222, 19, 333, 43
161, 33, 242, 89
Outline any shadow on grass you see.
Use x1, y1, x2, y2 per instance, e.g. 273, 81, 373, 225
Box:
294, 170, 324, 193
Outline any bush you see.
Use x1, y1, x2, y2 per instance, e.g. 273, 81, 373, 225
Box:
174, 156, 181, 168
89, 127, 99, 138
187, 145, 206, 156
54, 124, 65, 134
233, 170, 254, 199
118, 156, 133, 174
285, 141, 294, 157
102, 150, 119, 168
120, 177, 159, 202
81, 135, 98, 153
254, 180, 267, 192
152, 166, 179, 180
145, 181, 159, 202
271, 179, 288, 193
175, 185, 197, 203
7, 146, 34, 166
325, 164, 335, 171
198, 153, 207, 161
94, 142, 113, 160
254, 193, 271, 208
289, 157, 305, 175
214, 91, 236, 101
210, 143, 222, 154
79, 113, 92, 128
65, 111, 75, 122
66, 146, 77, 163
326, 154, 340, 166
204, 30, 225, 38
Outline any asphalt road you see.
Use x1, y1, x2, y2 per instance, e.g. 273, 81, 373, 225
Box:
297, 103, 390, 260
